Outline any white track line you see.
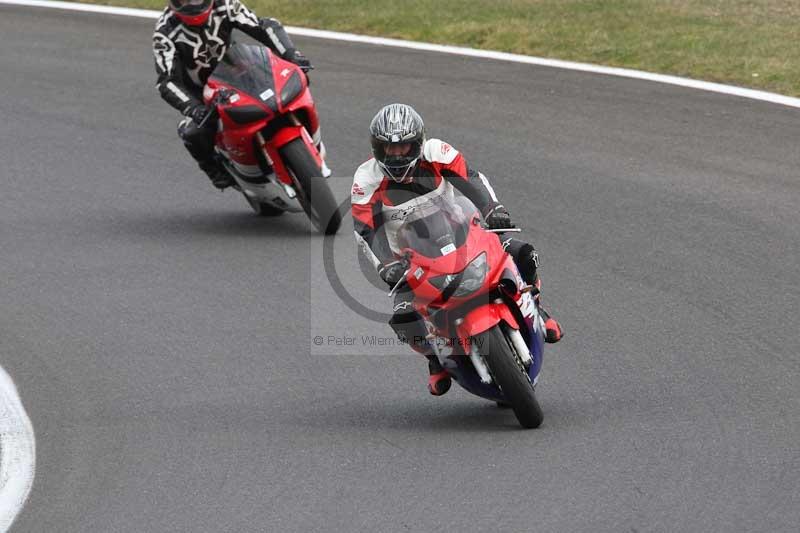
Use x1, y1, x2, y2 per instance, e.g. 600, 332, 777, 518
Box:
2, 0, 800, 109
0, 366, 35, 533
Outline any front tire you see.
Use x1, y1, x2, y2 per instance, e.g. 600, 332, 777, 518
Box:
279, 138, 342, 235
477, 325, 543, 428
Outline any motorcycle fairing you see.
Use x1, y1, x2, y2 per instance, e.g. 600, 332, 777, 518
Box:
210, 44, 279, 110
204, 44, 323, 207
398, 203, 545, 400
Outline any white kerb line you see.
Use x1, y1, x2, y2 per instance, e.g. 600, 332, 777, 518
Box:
0, 365, 36, 533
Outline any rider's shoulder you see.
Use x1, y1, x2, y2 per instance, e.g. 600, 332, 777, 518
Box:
352, 159, 384, 201
423, 138, 460, 165
354, 158, 381, 179
154, 8, 176, 33
222, 0, 243, 14
223, 0, 263, 18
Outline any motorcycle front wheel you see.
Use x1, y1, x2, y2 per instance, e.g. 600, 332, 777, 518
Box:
279, 138, 342, 235
477, 325, 543, 429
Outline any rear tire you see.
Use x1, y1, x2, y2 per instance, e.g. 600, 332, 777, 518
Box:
279, 138, 342, 235
477, 325, 543, 428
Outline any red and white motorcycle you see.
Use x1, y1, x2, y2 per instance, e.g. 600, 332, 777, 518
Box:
202, 43, 341, 234
390, 194, 547, 428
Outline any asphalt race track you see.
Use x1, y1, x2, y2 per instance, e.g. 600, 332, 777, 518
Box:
1, 5, 799, 532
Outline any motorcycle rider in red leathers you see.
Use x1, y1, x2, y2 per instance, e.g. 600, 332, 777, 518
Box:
353, 103, 563, 397
152, 0, 319, 189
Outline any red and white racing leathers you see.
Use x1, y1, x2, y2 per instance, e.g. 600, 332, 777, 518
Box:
352, 138, 563, 348
352, 138, 501, 270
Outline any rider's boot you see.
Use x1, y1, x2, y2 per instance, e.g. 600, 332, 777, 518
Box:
518, 245, 563, 344
389, 309, 451, 396
426, 353, 451, 396
539, 305, 563, 344
529, 275, 563, 344
199, 159, 234, 190
316, 140, 332, 177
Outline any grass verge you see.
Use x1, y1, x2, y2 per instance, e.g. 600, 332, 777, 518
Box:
79, 0, 800, 97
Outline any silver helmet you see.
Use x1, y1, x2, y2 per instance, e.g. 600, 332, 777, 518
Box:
369, 103, 426, 182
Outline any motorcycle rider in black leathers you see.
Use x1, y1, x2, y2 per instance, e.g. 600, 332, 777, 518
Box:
152, 0, 313, 189
352, 104, 563, 397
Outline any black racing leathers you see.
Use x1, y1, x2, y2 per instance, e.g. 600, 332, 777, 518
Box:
152, 0, 297, 114
153, 0, 300, 179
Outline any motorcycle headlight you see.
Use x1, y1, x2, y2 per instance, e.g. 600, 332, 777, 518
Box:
280, 71, 303, 107
429, 253, 488, 298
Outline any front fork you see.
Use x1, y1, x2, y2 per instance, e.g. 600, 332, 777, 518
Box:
432, 287, 540, 386
253, 131, 299, 202
425, 326, 492, 385
260, 114, 330, 184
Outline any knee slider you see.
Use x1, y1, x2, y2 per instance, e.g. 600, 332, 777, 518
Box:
177, 117, 193, 138
389, 313, 428, 349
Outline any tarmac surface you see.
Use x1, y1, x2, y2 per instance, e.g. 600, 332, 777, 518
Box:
1, 5, 799, 532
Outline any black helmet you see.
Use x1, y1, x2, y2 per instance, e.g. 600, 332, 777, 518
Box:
369, 103, 426, 182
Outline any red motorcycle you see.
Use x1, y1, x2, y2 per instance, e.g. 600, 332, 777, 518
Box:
391, 194, 546, 428
202, 43, 341, 234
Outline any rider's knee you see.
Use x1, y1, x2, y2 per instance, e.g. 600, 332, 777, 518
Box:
516, 243, 539, 285
389, 312, 429, 353
177, 118, 205, 143
177, 117, 193, 138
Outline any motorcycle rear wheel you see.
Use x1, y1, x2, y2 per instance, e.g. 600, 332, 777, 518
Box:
477, 325, 543, 429
279, 138, 342, 235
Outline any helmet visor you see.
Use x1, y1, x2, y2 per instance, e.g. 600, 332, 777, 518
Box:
376, 141, 422, 182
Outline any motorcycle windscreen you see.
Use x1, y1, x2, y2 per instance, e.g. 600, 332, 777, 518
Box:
211, 44, 278, 110
395, 194, 478, 259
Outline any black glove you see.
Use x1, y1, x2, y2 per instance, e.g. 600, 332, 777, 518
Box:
184, 103, 209, 126
288, 49, 313, 72
485, 204, 515, 230
378, 259, 408, 287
